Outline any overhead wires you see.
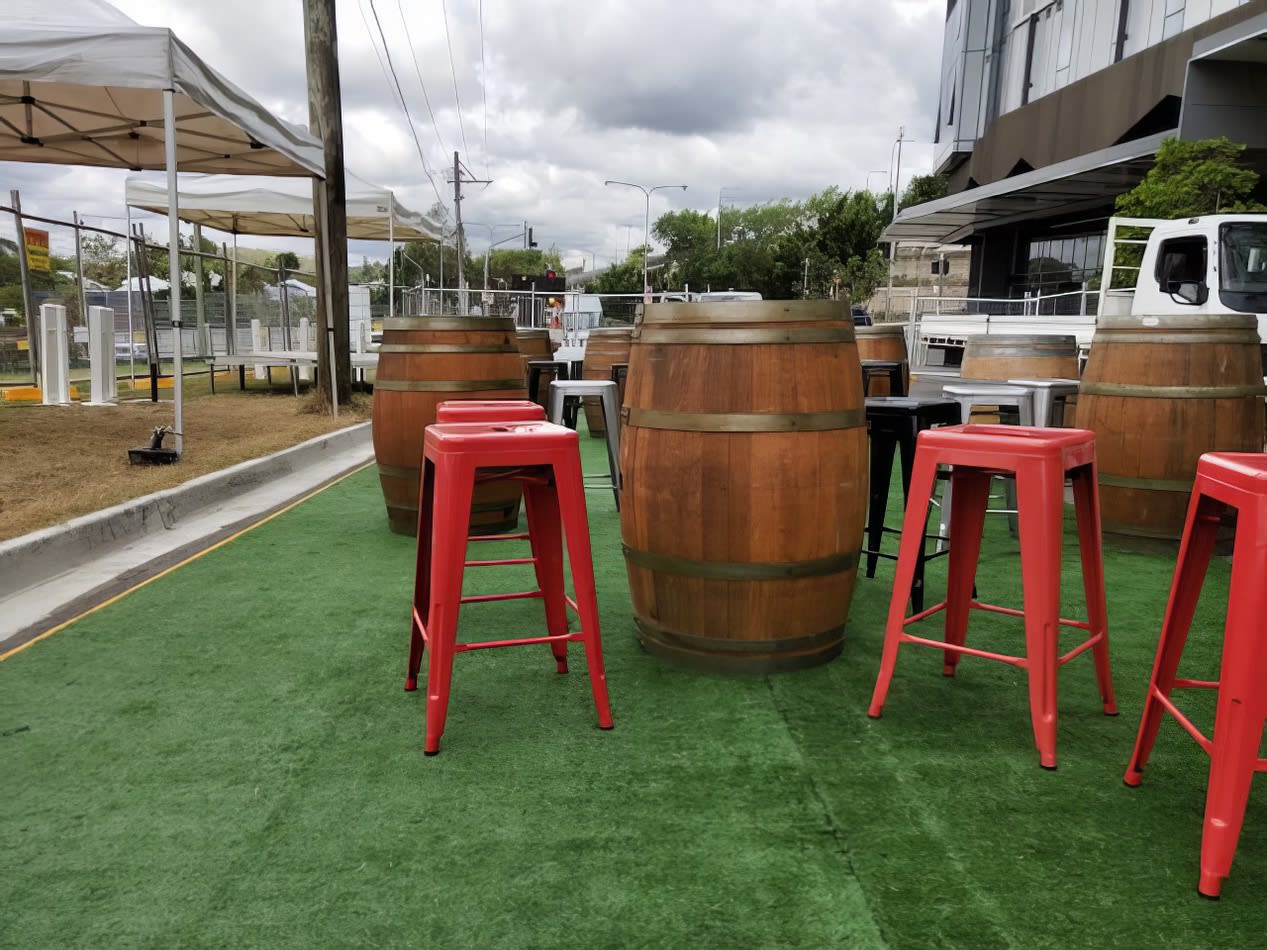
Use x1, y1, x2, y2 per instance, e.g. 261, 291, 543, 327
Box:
479, 0, 490, 179
395, 0, 448, 158
439, 0, 472, 167
364, 0, 446, 209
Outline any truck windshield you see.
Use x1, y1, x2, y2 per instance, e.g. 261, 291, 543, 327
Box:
1219, 222, 1267, 312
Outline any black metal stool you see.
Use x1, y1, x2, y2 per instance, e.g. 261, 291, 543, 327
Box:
861, 359, 908, 396
526, 360, 570, 406
864, 396, 961, 611
610, 362, 629, 406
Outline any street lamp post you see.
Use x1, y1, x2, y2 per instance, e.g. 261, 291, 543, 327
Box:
605, 179, 687, 300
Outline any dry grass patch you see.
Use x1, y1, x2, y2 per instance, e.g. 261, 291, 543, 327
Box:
0, 389, 371, 542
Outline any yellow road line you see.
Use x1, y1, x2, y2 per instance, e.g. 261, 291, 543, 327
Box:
0, 460, 376, 663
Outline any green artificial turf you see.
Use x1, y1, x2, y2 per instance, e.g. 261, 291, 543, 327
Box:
2, 429, 1263, 948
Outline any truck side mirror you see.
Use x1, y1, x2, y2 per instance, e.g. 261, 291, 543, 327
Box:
1167, 280, 1208, 305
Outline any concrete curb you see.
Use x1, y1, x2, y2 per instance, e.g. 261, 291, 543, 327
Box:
0, 422, 373, 600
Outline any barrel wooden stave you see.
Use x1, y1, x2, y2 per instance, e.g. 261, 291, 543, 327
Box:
960, 333, 1079, 381
855, 324, 909, 396
582, 326, 633, 435
1078, 315, 1265, 540
373, 317, 528, 536
620, 301, 867, 673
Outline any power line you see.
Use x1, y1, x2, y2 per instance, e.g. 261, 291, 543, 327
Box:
479, 0, 490, 179
439, 0, 472, 164
366, 0, 446, 210
395, 0, 448, 157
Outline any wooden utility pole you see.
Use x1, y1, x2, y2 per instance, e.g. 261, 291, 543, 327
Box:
303, 0, 351, 407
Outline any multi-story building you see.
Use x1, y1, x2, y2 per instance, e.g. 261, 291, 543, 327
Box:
888, 0, 1267, 301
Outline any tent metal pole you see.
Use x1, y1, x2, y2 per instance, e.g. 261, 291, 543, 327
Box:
125, 202, 136, 381
388, 192, 395, 319
230, 231, 238, 355
164, 89, 184, 456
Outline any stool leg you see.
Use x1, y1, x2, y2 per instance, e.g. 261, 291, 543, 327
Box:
600, 389, 621, 507
865, 431, 897, 579
422, 455, 476, 756
943, 468, 991, 676
1199, 547, 1267, 897
406, 456, 437, 692
896, 424, 927, 613
551, 453, 613, 729
522, 477, 571, 674
1014, 459, 1064, 770
1124, 493, 1223, 786
1070, 464, 1117, 715
546, 384, 564, 424
868, 450, 941, 718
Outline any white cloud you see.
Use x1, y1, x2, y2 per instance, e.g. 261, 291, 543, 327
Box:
7, 0, 943, 271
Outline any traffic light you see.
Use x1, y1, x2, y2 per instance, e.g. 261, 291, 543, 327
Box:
528, 227, 537, 248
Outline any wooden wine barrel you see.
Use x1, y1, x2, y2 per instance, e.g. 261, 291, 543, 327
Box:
620, 300, 868, 673
960, 333, 1079, 381
855, 324, 908, 395
1078, 313, 1266, 540
372, 316, 528, 536
582, 326, 634, 435
515, 328, 556, 407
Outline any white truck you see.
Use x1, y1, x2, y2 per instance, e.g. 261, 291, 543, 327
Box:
1098, 214, 1267, 355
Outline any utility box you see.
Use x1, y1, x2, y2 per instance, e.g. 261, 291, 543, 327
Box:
39, 303, 70, 405
86, 306, 117, 404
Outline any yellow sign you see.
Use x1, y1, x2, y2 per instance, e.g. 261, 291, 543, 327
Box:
24, 227, 49, 273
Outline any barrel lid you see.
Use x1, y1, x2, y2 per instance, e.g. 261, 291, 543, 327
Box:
640, 300, 848, 325
385, 316, 516, 331
1094, 313, 1260, 332
963, 333, 1077, 346
854, 323, 907, 336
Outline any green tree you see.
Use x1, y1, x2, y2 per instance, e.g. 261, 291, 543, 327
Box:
80, 234, 128, 290
898, 174, 948, 212
1116, 136, 1267, 218
272, 250, 301, 273
588, 248, 646, 295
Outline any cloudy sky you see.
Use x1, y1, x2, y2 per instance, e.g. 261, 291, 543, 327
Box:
7, 0, 943, 273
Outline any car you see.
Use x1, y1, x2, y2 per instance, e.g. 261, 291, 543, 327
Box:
115, 341, 148, 360
694, 291, 763, 302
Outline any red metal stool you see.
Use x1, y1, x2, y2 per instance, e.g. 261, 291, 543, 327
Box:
1124, 452, 1267, 898
868, 423, 1117, 768
407, 420, 613, 754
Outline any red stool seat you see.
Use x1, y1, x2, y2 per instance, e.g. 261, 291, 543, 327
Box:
407, 420, 614, 754
868, 423, 1118, 768
1124, 451, 1267, 898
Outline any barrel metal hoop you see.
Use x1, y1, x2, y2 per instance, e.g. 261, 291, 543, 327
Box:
1079, 382, 1267, 398
378, 343, 519, 354
1091, 331, 1260, 345
623, 544, 858, 580
634, 615, 845, 655
1097, 473, 1195, 493
373, 378, 526, 392
622, 407, 864, 432
383, 317, 513, 331
965, 344, 1076, 357
640, 303, 848, 326
377, 463, 417, 480
632, 327, 857, 345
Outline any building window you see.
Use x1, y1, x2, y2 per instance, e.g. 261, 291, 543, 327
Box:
1114, 0, 1130, 63
1163, 0, 1185, 39
1021, 15, 1039, 106
1021, 233, 1106, 296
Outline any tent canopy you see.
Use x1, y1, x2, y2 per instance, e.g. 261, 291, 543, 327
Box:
124, 171, 444, 241
0, 0, 323, 176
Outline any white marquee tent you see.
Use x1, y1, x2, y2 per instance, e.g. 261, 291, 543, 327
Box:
123, 172, 443, 242
0, 0, 326, 454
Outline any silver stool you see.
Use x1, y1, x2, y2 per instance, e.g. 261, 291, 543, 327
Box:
546, 379, 622, 508
1006, 378, 1080, 427
938, 382, 1038, 544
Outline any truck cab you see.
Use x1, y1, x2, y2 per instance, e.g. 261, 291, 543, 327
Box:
1100, 215, 1267, 345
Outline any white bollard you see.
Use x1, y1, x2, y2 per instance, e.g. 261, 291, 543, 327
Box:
296, 317, 313, 381
86, 306, 117, 405
251, 318, 268, 380
39, 303, 71, 405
